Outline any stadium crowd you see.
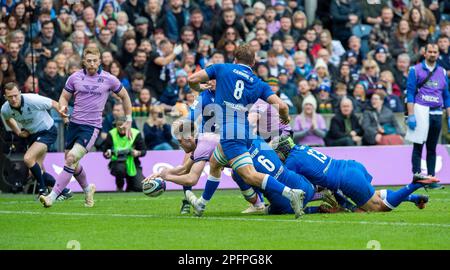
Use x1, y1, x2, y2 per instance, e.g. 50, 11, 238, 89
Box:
1, 0, 450, 151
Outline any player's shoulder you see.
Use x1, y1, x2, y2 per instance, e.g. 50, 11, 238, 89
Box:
1, 100, 10, 114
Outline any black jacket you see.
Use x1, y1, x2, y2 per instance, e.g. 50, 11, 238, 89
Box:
38, 74, 66, 101
325, 112, 363, 143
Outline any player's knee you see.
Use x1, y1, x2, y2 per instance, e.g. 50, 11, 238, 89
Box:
23, 153, 35, 167
65, 152, 77, 167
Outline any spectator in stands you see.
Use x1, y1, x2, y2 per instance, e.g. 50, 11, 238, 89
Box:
83, 6, 98, 39
325, 97, 363, 146
347, 36, 364, 65
103, 116, 145, 192
145, 39, 182, 99
39, 20, 61, 60
373, 46, 395, 72
135, 88, 158, 114
0, 22, 8, 50
389, 19, 414, 59
71, 30, 87, 58
403, 0, 436, 32
125, 49, 147, 79
56, 6, 73, 39
106, 18, 120, 45
0, 55, 16, 88
134, 16, 151, 44
332, 82, 357, 113
278, 68, 297, 110
411, 23, 432, 63
160, 69, 190, 108
180, 26, 199, 52
352, 81, 370, 113
53, 53, 68, 78
38, 60, 65, 102
293, 95, 327, 146
437, 35, 450, 76
116, 11, 133, 39
369, 6, 397, 50
110, 60, 130, 91
316, 48, 339, 81
117, 36, 137, 68
336, 61, 357, 95
359, 59, 381, 96
164, 0, 189, 43
95, 28, 118, 55
306, 72, 319, 93
21, 75, 39, 94
213, 8, 245, 45
121, 0, 145, 26
293, 51, 312, 79
59, 41, 78, 62
317, 30, 346, 68
360, 0, 389, 26
256, 63, 269, 82
292, 10, 308, 37
143, 106, 174, 150
317, 84, 334, 114
329, 0, 362, 47
96, 0, 119, 29
392, 53, 411, 93
292, 78, 318, 114
242, 7, 256, 36
189, 8, 211, 41
273, 15, 300, 42
314, 58, 331, 87
362, 91, 404, 145
128, 73, 145, 105
101, 51, 114, 72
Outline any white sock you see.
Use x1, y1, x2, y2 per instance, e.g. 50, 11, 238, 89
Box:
49, 191, 58, 202
83, 186, 90, 193
199, 196, 208, 205
282, 187, 292, 199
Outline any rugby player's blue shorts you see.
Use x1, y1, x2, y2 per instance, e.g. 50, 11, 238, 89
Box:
220, 139, 253, 161
65, 122, 100, 151
339, 160, 375, 207
28, 125, 57, 148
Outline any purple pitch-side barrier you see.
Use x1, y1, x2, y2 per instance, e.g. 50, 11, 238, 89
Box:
43, 145, 450, 192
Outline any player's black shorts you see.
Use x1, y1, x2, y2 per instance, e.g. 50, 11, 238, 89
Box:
28, 125, 58, 148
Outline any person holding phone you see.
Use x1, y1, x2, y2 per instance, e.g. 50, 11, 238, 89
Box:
143, 105, 174, 150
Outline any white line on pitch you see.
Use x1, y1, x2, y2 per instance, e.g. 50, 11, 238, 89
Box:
0, 210, 449, 228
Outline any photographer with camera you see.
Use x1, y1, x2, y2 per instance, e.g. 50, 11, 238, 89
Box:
143, 105, 174, 150
103, 116, 146, 192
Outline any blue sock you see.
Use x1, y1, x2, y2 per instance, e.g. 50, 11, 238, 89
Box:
334, 191, 357, 212
304, 206, 320, 214
30, 163, 45, 190
183, 185, 192, 197
202, 175, 220, 201
262, 175, 286, 197
385, 183, 423, 208
43, 172, 56, 186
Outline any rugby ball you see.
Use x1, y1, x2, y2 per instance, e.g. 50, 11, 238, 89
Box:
143, 178, 166, 197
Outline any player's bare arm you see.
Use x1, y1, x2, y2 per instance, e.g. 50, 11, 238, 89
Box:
58, 89, 72, 118
4, 118, 28, 137
116, 87, 133, 139
161, 160, 206, 187
266, 94, 290, 124
188, 70, 210, 92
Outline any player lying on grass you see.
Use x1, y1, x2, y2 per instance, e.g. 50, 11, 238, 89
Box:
144, 118, 266, 214
1, 82, 72, 200
188, 44, 306, 219
272, 135, 436, 212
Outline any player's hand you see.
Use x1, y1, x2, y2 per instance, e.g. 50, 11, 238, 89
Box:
407, 115, 416, 130
159, 168, 169, 179
104, 149, 112, 159
18, 130, 30, 138
121, 120, 132, 139
131, 149, 140, 157
59, 106, 69, 118
142, 172, 161, 183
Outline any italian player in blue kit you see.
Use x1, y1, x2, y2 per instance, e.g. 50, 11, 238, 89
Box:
272, 135, 437, 212
187, 44, 306, 218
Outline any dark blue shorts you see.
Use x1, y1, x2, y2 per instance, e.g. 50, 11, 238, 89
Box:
339, 160, 375, 207
28, 125, 58, 148
266, 170, 315, 215
220, 139, 252, 161
65, 122, 100, 151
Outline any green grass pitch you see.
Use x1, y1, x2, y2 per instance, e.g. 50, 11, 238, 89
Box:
0, 187, 449, 250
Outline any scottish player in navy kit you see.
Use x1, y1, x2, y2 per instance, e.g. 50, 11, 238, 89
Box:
1, 82, 72, 199
187, 44, 306, 218
272, 135, 438, 212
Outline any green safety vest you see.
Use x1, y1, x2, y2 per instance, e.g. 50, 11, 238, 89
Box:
109, 128, 140, 177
